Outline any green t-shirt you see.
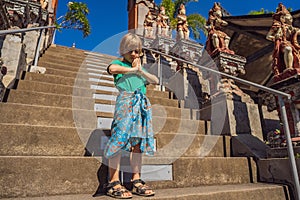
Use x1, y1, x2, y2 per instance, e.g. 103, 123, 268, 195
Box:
109, 59, 147, 94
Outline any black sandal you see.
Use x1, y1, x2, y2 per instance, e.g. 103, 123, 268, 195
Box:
105, 180, 132, 199
132, 179, 155, 197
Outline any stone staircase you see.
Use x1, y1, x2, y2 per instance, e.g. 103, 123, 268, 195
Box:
0, 45, 290, 199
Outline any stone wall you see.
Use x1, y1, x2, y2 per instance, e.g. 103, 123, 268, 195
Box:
0, 0, 56, 91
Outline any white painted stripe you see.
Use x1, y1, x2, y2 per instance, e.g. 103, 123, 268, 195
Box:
89, 78, 113, 84
91, 85, 118, 92
94, 104, 115, 113
86, 62, 108, 68
93, 94, 117, 101
97, 117, 113, 129
141, 165, 173, 181
87, 68, 106, 73
88, 73, 112, 79
86, 58, 110, 64
86, 59, 109, 64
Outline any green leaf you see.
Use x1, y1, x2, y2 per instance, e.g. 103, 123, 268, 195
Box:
56, 1, 91, 38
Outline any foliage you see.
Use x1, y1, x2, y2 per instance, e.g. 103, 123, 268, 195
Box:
160, 0, 206, 39
55, 2, 91, 38
248, 8, 272, 15
248, 7, 293, 15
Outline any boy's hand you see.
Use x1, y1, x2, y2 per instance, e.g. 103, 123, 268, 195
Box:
132, 58, 141, 68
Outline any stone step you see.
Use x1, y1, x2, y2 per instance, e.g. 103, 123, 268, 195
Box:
17, 79, 167, 100
0, 101, 204, 134
24, 72, 91, 87
1, 183, 288, 200
155, 134, 230, 158
96, 115, 206, 135
17, 80, 97, 96
0, 156, 258, 198
44, 46, 86, 56
84, 51, 117, 60
40, 53, 86, 65
94, 89, 171, 99
94, 96, 178, 108
44, 66, 91, 79
7, 90, 76, 108
0, 123, 223, 157
0, 103, 96, 129
8, 89, 178, 110
0, 156, 100, 198
26, 72, 115, 90
38, 59, 110, 72
96, 105, 190, 119
0, 124, 86, 156
42, 48, 115, 64
38, 60, 87, 72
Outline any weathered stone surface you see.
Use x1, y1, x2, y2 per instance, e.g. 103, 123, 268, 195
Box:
0, 45, 290, 199
0, 157, 101, 198
200, 98, 263, 139
1, 183, 288, 200
1, 34, 26, 87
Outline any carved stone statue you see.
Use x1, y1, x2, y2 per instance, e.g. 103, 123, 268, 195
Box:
205, 2, 234, 56
266, 3, 300, 77
143, 11, 155, 38
176, 4, 189, 40
40, 0, 49, 10
156, 6, 169, 37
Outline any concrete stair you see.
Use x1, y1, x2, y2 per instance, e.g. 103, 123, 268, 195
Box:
1, 183, 288, 200
0, 45, 289, 199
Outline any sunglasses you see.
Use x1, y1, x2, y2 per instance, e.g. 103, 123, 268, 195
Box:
128, 49, 141, 54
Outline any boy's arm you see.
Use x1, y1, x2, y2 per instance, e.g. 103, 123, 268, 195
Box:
138, 69, 159, 85
132, 58, 159, 85
108, 64, 138, 74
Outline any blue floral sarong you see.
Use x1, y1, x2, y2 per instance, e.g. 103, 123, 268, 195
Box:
104, 90, 155, 158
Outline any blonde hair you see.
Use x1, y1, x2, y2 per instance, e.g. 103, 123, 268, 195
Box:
119, 33, 143, 56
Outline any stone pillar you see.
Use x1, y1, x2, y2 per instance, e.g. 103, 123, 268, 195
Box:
23, 24, 40, 64
167, 38, 206, 108
201, 51, 264, 140
1, 34, 26, 88
127, 0, 157, 34
261, 78, 300, 138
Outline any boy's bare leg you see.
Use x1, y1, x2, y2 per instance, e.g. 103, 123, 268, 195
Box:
131, 144, 154, 195
108, 153, 132, 197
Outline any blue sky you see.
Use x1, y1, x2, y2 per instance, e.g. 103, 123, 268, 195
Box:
54, 0, 299, 54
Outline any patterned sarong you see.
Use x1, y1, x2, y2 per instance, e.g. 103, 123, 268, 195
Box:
104, 90, 155, 158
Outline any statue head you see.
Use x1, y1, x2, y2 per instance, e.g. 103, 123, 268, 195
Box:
160, 6, 166, 15
212, 2, 222, 18
179, 4, 186, 15
274, 3, 293, 25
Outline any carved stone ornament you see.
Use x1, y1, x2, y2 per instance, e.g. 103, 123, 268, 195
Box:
170, 39, 203, 63
212, 51, 246, 76
151, 35, 175, 54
